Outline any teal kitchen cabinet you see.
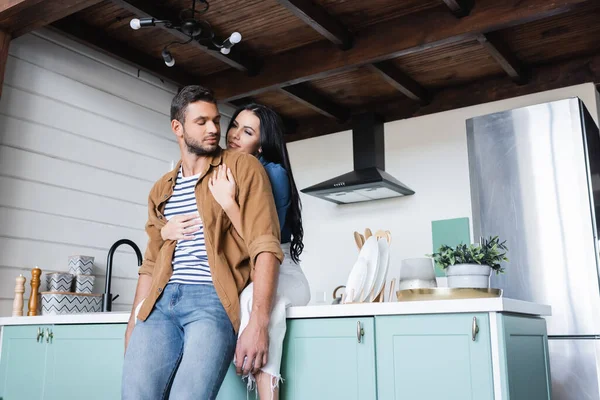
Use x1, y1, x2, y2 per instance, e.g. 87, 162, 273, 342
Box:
43, 324, 126, 400
216, 363, 253, 399
281, 317, 377, 400
0, 325, 48, 400
0, 311, 551, 400
495, 315, 552, 400
0, 323, 126, 400
376, 313, 494, 400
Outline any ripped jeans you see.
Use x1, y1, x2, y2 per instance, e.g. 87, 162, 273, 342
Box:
237, 243, 311, 394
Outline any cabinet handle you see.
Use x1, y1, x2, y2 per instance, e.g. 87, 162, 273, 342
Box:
472, 317, 479, 341
357, 321, 364, 343
45, 328, 54, 344
36, 327, 43, 342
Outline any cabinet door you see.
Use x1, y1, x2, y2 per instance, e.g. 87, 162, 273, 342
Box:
376, 313, 494, 400
281, 317, 376, 400
43, 324, 126, 400
497, 315, 551, 400
0, 325, 48, 400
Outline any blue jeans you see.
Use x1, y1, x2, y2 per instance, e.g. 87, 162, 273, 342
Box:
122, 283, 236, 400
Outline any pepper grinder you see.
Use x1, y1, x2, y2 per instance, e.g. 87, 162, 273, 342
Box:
12, 274, 26, 316
27, 267, 41, 316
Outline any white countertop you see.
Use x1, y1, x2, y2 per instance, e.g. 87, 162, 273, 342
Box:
287, 297, 550, 319
0, 297, 550, 326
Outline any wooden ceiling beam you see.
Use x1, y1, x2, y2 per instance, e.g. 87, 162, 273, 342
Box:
51, 17, 198, 88
280, 84, 350, 121
0, 0, 44, 16
0, 29, 10, 98
368, 62, 429, 103
442, 0, 473, 18
109, 0, 258, 74
0, 0, 103, 38
276, 0, 352, 50
477, 34, 526, 84
285, 50, 600, 142
205, 0, 588, 102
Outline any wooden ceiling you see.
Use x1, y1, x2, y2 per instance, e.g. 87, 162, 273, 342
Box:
2, 0, 600, 141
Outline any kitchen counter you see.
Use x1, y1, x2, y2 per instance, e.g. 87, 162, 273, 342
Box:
0, 297, 550, 326
1, 297, 553, 399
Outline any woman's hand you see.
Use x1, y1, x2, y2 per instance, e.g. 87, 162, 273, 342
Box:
209, 164, 237, 211
160, 213, 200, 241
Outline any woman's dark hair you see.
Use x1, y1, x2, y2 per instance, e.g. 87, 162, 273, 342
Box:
226, 103, 304, 263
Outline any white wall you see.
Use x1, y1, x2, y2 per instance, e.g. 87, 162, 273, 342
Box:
289, 83, 600, 303
0, 29, 183, 316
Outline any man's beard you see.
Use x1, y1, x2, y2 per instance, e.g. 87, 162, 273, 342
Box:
183, 128, 219, 156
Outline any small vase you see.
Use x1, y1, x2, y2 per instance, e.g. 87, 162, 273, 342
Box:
445, 264, 491, 288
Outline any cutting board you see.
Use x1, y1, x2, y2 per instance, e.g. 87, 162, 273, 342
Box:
431, 217, 471, 277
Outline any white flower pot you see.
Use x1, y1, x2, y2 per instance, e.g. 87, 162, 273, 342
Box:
445, 264, 491, 288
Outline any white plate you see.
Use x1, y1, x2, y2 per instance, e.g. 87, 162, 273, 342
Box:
357, 236, 380, 302
370, 238, 390, 301
343, 258, 368, 303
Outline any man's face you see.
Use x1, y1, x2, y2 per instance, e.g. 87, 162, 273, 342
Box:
173, 101, 221, 156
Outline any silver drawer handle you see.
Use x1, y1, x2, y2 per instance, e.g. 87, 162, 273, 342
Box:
36, 327, 43, 342
45, 328, 53, 344
472, 317, 479, 341
357, 321, 364, 343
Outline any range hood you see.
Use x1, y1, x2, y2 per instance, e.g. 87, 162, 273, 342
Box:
300, 113, 415, 204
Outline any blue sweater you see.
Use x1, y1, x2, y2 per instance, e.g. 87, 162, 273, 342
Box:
260, 157, 291, 244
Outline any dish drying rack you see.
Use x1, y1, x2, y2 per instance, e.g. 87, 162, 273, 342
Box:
339, 228, 395, 304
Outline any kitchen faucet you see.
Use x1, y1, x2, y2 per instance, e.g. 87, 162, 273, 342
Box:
103, 239, 143, 312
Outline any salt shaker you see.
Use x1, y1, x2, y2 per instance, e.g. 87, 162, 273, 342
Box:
12, 274, 26, 316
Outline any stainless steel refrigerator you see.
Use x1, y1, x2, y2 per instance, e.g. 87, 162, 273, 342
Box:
466, 98, 600, 400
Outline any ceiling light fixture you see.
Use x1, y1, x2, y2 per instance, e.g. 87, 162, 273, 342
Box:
129, 0, 242, 67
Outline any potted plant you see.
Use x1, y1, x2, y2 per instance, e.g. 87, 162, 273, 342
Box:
429, 236, 508, 288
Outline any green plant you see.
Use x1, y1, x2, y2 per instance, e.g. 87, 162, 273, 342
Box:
429, 236, 509, 274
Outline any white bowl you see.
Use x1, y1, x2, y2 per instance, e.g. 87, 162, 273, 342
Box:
397, 278, 437, 290
399, 257, 436, 281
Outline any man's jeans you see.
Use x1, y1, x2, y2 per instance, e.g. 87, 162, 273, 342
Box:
122, 283, 236, 400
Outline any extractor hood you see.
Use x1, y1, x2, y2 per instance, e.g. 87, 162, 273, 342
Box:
300, 113, 415, 204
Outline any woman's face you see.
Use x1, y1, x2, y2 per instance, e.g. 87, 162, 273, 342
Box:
227, 110, 261, 155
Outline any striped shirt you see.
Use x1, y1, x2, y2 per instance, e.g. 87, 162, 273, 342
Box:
165, 167, 212, 285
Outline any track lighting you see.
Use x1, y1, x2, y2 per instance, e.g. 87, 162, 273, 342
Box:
129, 0, 242, 67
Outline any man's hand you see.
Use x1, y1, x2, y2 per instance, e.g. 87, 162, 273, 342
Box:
160, 213, 200, 241
235, 318, 270, 376
124, 320, 134, 354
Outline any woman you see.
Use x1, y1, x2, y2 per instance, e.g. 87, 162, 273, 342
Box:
208, 103, 310, 399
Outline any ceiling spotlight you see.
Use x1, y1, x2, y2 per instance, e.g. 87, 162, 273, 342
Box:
130, 18, 157, 30
130, 18, 141, 30
162, 49, 175, 67
220, 32, 242, 54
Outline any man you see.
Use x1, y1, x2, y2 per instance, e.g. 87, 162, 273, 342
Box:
122, 85, 283, 399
